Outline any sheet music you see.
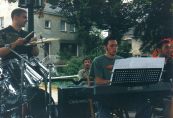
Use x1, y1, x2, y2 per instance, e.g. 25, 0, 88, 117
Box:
112, 57, 165, 70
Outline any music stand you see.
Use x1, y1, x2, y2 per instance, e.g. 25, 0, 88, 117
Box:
110, 57, 165, 86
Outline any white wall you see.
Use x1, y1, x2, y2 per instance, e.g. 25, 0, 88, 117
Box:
0, 0, 18, 28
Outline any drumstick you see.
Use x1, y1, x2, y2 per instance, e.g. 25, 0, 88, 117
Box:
24, 31, 34, 40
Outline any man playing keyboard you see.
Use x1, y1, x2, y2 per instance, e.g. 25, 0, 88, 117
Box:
90, 35, 152, 118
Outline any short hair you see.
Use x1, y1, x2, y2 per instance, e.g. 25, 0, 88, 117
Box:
83, 57, 92, 63
103, 35, 117, 46
11, 8, 27, 20
157, 38, 173, 48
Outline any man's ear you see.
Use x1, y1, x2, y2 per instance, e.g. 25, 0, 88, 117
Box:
13, 15, 18, 21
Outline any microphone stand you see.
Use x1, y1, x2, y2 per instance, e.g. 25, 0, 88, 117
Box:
5, 45, 33, 118
39, 40, 49, 113
47, 63, 54, 118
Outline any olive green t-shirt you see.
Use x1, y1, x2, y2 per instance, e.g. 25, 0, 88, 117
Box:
90, 55, 123, 80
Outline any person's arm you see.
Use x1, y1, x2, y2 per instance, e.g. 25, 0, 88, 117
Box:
78, 70, 83, 80
95, 77, 110, 85
0, 37, 25, 57
90, 58, 110, 85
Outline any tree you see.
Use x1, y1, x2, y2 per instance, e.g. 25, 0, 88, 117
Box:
7, 0, 173, 53
48, 0, 134, 40
47, 0, 137, 57
133, 0, 173, 52
47, 0, 173, 54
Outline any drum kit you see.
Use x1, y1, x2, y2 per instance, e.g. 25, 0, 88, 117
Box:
0, 39, 57, 118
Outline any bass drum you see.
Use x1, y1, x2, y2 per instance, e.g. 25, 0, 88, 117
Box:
0, 64, 20, 105
0, 61, 20, 118
21, 88, 58, 118
0, 88, 57, 118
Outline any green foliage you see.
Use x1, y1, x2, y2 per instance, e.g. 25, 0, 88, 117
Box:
47, 0, 173, 54
133, 0, 173, 52
76, 26, 104, 56
118, 40, 132, 57
57, 57, 83, 76
48, 0, 134, 41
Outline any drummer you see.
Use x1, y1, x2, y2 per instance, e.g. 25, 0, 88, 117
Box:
0, 8, 39, 61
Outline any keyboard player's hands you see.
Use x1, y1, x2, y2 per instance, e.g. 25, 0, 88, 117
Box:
95, 78, 110, 85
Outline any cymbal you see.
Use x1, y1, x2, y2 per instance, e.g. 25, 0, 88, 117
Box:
29, 38, 58, 45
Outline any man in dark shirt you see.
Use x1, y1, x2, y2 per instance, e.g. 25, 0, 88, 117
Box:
152, 38, 173, 81
0, 8, 39, 90
0, 8, 49, 117
0, 8, 39, 60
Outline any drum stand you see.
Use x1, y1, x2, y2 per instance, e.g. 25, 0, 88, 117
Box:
47, 63, 54, 118
6, 46, 33, 118
40, 42, 56, 118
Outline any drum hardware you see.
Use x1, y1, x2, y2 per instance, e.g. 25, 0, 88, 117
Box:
4, 45, 34, 118
24, 62, 44, 87
47, 63, 54, 118
28, 38, 58, 45
2, 43, 57, 117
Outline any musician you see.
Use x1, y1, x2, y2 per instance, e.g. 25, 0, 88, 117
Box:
0, 8, 39, 61
0, 8, 53, 118
90, 35, 122, 85
90, 35, 152, 118
89, 35, 122, 118
152, 38, 173, 81
78, 57, 92, 80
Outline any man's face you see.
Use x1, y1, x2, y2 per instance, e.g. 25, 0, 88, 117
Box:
83, 60, 91, 69
105, 40, 118, 56
162, 43, 173, 58
15, 12, 28, 27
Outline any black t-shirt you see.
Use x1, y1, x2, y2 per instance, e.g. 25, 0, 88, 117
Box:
0, 26, 33, 61
162, 58, 173, 82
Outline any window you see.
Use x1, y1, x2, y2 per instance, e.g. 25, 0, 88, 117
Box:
60, 20, 67, 31
60, 43, 77, 56
69, 24, 76, 32
0, 17, 4, 29
45, 20, 51, 29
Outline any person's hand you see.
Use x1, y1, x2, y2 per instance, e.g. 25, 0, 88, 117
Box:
30, 37, 37, 42
13, 37, 25, 46
30, 37, 38, 47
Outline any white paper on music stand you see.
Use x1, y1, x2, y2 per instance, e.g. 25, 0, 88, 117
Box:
110, 57, 165, 83
112, 57, 165, 70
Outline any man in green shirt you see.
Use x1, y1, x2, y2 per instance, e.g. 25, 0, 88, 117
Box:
90, 35, 152, 118
89, 35, 122, 118
90, 36, 122, 85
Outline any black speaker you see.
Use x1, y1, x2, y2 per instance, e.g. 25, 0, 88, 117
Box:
57, 87, 93, 118
58, 100, 91, 118
18, 0, 44, 8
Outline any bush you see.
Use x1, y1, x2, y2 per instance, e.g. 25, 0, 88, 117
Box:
57, 57, 83, 76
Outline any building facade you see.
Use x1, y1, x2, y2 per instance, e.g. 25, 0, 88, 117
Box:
0, 0, 18, 29
34, 3, 78, 63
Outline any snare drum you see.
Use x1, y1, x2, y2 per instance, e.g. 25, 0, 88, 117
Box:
2, 58, 44, 88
